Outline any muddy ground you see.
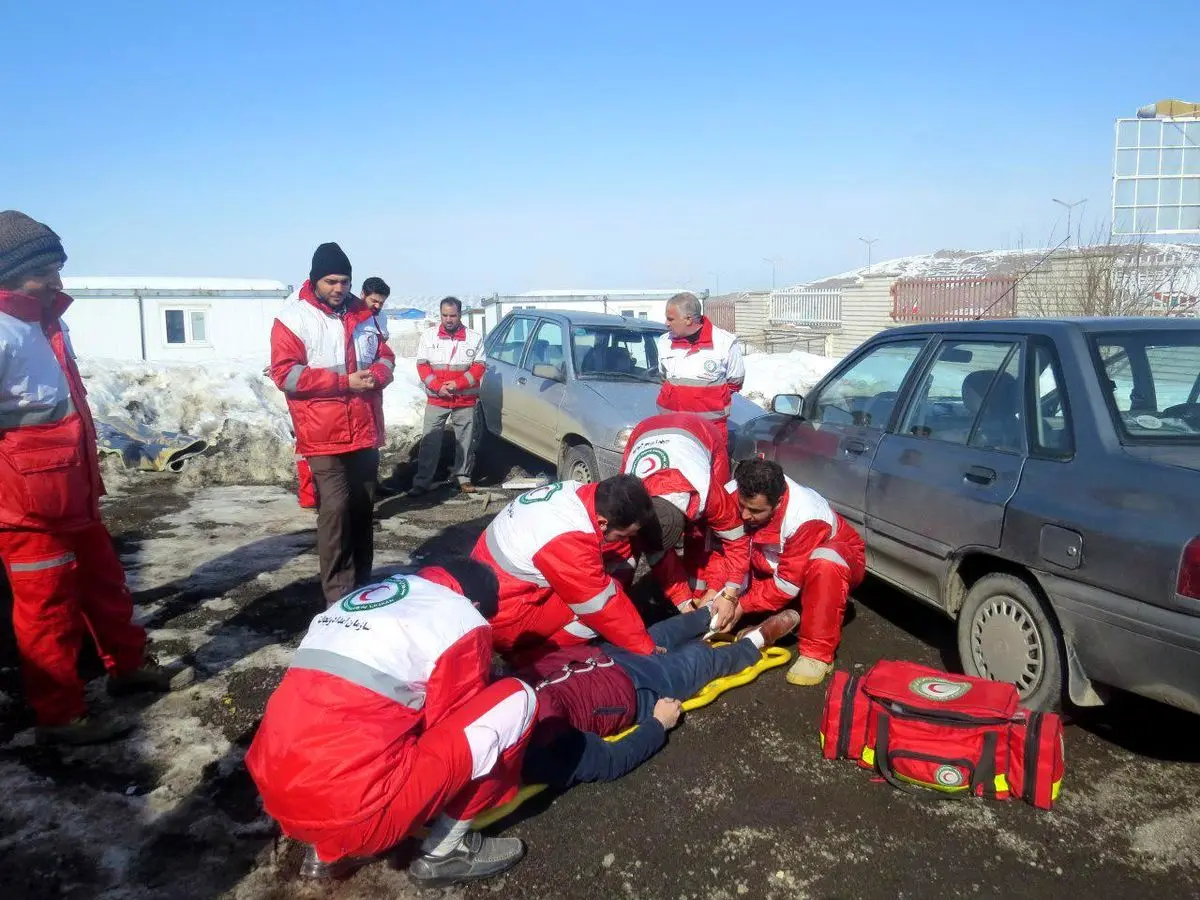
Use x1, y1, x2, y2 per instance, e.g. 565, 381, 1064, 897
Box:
2, 453, 1199, 900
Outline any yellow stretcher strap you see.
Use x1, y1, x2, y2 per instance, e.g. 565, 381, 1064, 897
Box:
470, 644, 792, 830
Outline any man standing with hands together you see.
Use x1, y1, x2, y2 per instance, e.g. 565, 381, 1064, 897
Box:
270, 242, 395, 605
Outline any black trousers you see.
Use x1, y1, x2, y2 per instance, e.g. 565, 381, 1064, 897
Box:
307, 448, 379, 605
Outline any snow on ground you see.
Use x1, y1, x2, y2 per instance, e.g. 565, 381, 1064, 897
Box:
741, 350, 839, 408
78, 352, 428, 487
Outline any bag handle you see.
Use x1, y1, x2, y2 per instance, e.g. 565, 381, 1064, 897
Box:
875, 713, 996, 801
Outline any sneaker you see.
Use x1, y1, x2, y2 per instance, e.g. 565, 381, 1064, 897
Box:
459, 481, 477, 494
785, 655, 834, 686
299, 844, 370, 880
107, 655, 196, 697
35, 712, 135, 746
744, 609, 801, 648
408, 831, 525, 888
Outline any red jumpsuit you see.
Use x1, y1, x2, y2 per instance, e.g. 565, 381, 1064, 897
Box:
605, 413, 750, 608
245, 568, 537, 863
705, 476, 866, 663
471, 481, 655, 664
0, 289, 147, 726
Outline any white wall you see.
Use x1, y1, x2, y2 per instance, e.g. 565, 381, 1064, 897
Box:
830, 275, 898, 357
483, 298, 664, 333
63, 293, 290, 362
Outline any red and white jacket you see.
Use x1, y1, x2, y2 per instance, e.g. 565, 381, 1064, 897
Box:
611, 413, 749, 603
0, 289, 103, 532
472, 481, 655, 655
245, 568, 504, 836
655, 317, 745, 421
706, 475, 857, 613
269, 281, 396, 457
416, 325, 484, 410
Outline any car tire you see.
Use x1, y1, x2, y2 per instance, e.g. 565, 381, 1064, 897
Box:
559, 443, 600, 484
956, 573, 1064, 712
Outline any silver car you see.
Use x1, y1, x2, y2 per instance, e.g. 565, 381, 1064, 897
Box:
480, 309, 760, 482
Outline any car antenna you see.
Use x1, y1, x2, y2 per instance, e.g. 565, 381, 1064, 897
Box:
973, 235, 1070, 320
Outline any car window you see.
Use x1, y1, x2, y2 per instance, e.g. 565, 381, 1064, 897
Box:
526, 321, 565, 372
1094, 330, 1200, 440
812, 340, 927, 428
488, 317, 534, 366
571, 326, 661, 381
1029, 339, 1074, 457
900, 340, 1022, 452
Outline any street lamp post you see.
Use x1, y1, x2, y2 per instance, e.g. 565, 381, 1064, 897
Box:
706, 271, 720, 295
1052, 198, 1087, 248
762, 257, 780, 291
858, 237, 879, 272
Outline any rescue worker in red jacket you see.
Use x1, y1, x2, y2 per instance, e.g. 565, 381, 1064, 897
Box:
605, 412, 750, 611
518, 605, 799, 787
269, 243, 396, 604
0, 211, 193, 746
471, 475, 658, 664
655, 293, 745, 446
706, 458, 866, 686
410, 296, 486, 497
245, 558, 537, 888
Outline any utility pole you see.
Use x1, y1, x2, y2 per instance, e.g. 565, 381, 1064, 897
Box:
762, 257, 780, 291
1052, 198, 1087, 248
707, 271, 720, 295
858, 237, 879, 272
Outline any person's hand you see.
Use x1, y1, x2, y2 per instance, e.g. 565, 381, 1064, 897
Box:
697, 588, 719, 607
348, 371, 377, 392
653, 698, 683, 729
443, 382, 457, 394
652, 645, 669, 655
711, 595, 743, 632
437, 384, 454, 399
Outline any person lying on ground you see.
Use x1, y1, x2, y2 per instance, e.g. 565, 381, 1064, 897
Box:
705, 458, 866, 687
518, 606, 799, 788
245, 558, 538, 889
605, 412, 750, 613
471, 475, 660, 664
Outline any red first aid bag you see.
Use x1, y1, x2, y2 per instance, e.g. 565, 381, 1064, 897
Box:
820, 660, 1064, 809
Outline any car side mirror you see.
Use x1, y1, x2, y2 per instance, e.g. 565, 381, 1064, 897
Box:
771, 394, 805, 417
532, 362, 566, 383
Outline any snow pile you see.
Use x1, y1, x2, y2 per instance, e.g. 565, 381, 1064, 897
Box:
741, 350, 838, 408
77, 354, 428, 487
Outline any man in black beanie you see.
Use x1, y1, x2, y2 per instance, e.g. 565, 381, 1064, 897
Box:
0, 210, 193, 746
269, 243, 396, 604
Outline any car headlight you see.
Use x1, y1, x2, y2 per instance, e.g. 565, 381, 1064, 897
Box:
614, 427, 635, 451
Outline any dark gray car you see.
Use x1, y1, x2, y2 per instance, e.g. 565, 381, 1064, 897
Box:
480, 309, 759, 482
735, 317, 1200, 714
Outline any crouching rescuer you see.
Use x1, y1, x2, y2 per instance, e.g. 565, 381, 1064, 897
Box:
245, 559, 538, 887
709, 459, 866, 686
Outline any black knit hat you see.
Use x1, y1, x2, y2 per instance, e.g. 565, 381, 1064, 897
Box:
309, 242, 352, 285
0, 211, 67, 286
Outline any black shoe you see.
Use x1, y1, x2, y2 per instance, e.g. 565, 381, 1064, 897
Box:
406, 485, 428, 498
107, 655, 195, 697
35, 712, 135, 746
408, 832, 525, 887
298, 844, 371, 880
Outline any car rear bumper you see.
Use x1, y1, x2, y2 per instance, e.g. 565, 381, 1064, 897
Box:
595, 446, 623, 481
1044, 573, 1200, 715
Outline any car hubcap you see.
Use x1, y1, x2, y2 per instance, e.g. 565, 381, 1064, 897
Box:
970, 594, 1044, 693
569, 458, 594, 483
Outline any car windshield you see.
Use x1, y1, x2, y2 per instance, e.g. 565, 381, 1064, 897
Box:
1092, 330, 1200, 441
570, 326, 662, 382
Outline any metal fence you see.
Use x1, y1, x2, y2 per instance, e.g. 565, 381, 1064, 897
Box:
704, 295, 737, 332
769, 288, 842, 328
891, 276, 1017, 322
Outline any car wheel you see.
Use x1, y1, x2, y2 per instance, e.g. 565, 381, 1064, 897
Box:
559, 443, 600, 484
956, 573, 1064, 712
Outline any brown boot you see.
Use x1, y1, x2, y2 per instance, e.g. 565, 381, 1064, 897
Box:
742, 609, 801, 648
459, 480, 477, 494
36, 712, 135, 746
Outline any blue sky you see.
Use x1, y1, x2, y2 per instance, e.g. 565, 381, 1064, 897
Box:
2, 0, 1196, 295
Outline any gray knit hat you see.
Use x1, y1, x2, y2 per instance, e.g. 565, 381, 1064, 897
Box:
0, 211, 67, 286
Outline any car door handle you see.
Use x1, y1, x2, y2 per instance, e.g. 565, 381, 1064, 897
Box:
517, 376, 527, 385
964, 465, 997, 485
843, 439, 868, 455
